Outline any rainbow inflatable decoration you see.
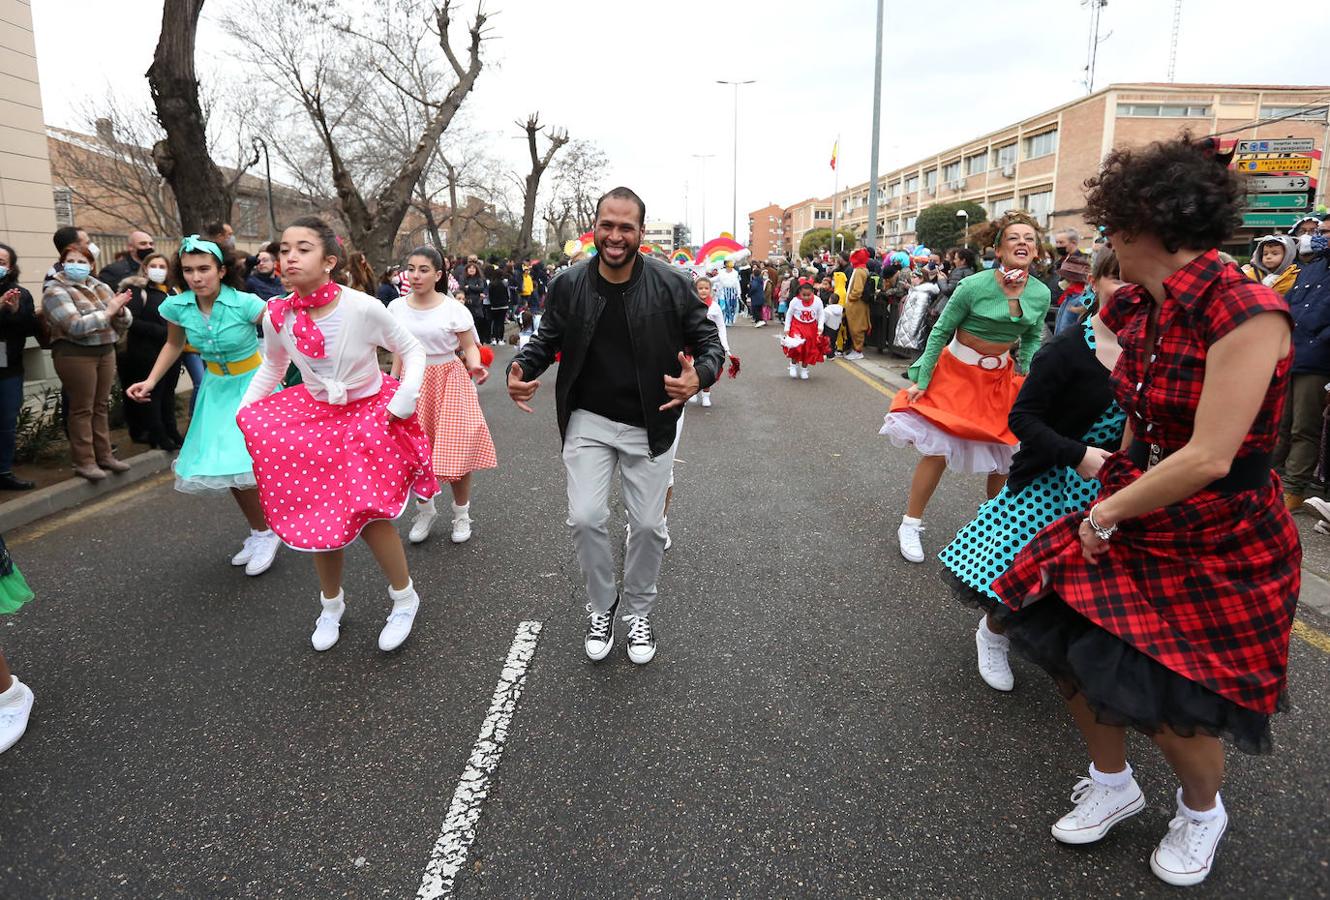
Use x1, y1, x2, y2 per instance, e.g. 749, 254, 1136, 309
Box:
562, 231, 596, 258
694, 236, 745, 266
671, 248, 693, 264
638, 242, 666, 257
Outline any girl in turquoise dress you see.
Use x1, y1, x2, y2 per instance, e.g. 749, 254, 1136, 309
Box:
0, 533, 35, 754
126, 236, 282, 576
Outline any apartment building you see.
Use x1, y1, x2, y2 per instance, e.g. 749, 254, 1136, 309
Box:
746, 203, 785, 260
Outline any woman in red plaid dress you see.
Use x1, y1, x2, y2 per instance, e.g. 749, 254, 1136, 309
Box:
992, 136, 1299, 887
390, 247, 498, 545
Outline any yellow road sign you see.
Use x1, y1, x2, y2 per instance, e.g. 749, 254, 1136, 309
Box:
1236, 157, 1314, 173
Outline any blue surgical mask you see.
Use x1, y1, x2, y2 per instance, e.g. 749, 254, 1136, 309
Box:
0, 265, 8, 280
63, 262, 92, 282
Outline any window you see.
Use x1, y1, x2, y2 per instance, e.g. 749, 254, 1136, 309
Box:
890, 181, 902, 198
1023, 129, 1058, 160
890, 219, 901, 236
904, 216, 918, 232
1260, 104, 1329, 120
52, 186, 74, 226
924, 169, 938, 191
942, 161, 962, 183
1022, 189, 1054, 227
237, 197, 261, 237
904, 175, 919, 194
1116, 103, 1211, 117
965, 152, 987, 175
989, 196, 1015, 218
992, 143, 1017, 168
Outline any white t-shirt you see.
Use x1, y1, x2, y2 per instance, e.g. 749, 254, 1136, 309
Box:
388, 296, 476, 360
305, 305, 345, 379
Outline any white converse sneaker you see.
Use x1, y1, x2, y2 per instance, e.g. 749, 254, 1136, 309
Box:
585, 597, 618, 661
701, 392, 712, 407
244, 530, 280, 576
624, 613, 657, 665
409, 499, 438, 544
976, 618, 1015, 691
898, 518, 925, 563
789, 364, 798, 379
1150, 792, 1228, 886
231, 532, 259, 566
0, 677, 35, 754
311, 591, 345, 652
451, 502, 472, 543
800, 367, 810, 380
379, 582, 419, 651
1050, 774, 1146, 844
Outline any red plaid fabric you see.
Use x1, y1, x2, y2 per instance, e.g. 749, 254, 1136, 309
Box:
994, 250, 1300, 714
417, 360, 498, 482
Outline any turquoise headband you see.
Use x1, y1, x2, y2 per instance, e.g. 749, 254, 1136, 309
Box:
180, 234, 224, 262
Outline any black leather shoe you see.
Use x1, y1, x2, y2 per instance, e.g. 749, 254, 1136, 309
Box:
0, 472, 36, 491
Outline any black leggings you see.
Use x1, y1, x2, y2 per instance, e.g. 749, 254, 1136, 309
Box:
488, 307, 508, 343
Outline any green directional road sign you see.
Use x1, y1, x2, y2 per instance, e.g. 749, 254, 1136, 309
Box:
1242, 212, 1305, 229
1245, 193, 1314, 210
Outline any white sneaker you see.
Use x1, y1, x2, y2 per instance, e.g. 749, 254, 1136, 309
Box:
1305, 496, 1330, 523
688, 394, 700, 405
624, 614, 657, 665
230, 531, 260, 566
845, 350, 865, 360
700, 392, 712, 407
1316, 520, 1330, 535
800, 367, 809, 380
409, 499, 438, 544
976, 619, 1015, 691
898, 519, 925, 563
789, 364, 798, 379
311, 591, 345, 652
1150, 793, 1228, 887
1050, 775, 1146, 844
451, 502, 472, 543
754, 320, 766, 328
379, 582, 419, 651
663, 519, 672, 552
244, 530, 280, 576
0, 677, 35, 754
585, 598, 618, 661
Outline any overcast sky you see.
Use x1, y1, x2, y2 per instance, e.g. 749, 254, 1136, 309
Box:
32, 0, 1330, 244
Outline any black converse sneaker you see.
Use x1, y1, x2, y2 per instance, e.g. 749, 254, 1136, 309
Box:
584, 595, 619, 661
623, 614, 656, 665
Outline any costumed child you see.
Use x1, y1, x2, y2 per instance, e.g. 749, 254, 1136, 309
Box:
126, 235, 281, 576
236, 217, 440, 653
389, 246, 497, 545
712, 259, 742, 325
1051, 251, 1093, 335
782, 279, 828, 380
1240, 234, 1300, 296
0, 533, 35, 753
881, 211, 1051, 564
687, 276, 739, 407
940, 247, 1124, 692
892, 268, 939, 352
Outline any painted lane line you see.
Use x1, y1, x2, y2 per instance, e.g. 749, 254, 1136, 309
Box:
1293, 618, 1330, 655
10, 471, 174, 546
416, 620, 543, 899
834, 357, 897, 398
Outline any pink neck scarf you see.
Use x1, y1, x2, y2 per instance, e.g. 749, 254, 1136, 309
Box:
269, 282, 340, 359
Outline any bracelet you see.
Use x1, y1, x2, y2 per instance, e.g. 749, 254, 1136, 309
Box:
1086, 505, 1117, 542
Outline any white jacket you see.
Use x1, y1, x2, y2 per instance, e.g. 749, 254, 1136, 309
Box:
241, 287, 425, 418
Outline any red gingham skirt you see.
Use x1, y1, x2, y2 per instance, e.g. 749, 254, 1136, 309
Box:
993, 452, 1300, 716
417, 359, 498, 482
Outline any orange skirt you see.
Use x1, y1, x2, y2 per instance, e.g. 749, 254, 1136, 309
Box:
889, 347, 1023, 444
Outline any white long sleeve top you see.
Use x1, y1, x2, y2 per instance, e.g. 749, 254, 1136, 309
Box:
241, 287, 425, 418
784, 296, 825, 333
705, 300, 730, 353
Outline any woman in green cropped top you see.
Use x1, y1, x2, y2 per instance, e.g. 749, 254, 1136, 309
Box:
880, 211, 1052, 564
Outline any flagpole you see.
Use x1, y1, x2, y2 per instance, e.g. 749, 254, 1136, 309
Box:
830, 134, 840, 257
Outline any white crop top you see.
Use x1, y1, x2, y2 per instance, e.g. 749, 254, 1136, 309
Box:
388, 297, 475, 361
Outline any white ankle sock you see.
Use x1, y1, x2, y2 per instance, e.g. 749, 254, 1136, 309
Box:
388, 580, 417, 604
0, 678, 23, 706
1089, 762, 1133, 788
1177, 788, 1225, 821
321, 590, 345, 615
418, 498, 436, 514
902, 515, 922, 527
451, 501, 469, 515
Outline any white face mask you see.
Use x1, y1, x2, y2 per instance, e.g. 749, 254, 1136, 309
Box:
88, 242, 101, 260
147, 268, 168, 284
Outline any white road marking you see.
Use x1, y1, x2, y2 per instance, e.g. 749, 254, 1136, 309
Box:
416, 620, 543, 898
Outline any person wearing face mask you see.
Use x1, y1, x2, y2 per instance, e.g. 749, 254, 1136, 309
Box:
1274, 215, 1330, 511
245, 250, 283, 301
97, 230, 156, 292
41, 245, 133, 480
0, 243, 40, 490
881, 211, 1052, 564
119, 252, 183, 450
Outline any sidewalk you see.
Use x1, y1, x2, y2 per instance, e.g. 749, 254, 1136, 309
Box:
841, 349, 1330, 622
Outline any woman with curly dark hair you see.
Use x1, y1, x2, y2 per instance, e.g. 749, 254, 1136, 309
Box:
880, 211, 1052, 564
991, 134, 1298, 886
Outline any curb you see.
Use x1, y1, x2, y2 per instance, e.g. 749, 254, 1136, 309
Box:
843, 352, 1330, 624
0, 450, 172, 534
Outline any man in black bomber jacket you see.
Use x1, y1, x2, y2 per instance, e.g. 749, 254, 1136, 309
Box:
508, 187, 726, 666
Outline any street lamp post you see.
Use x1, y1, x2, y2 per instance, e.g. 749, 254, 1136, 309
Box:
716, 79, 755, 238
692, 153, 714, 240
955, 208, 969, 250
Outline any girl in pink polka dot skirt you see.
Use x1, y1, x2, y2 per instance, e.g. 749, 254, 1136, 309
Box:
237, 217, 440, 653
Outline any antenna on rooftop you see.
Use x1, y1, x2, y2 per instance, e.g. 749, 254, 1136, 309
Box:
1080, 0, 1111, 94
1167, 0, 1183, 83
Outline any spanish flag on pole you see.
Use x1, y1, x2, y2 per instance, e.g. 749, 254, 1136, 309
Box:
830, 140, 838, 171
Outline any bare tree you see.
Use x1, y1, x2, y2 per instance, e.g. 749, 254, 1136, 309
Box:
541, 138, 608, 248
513, 114, 568, 258
223, 0, 490, 272
147, 0, 247, 233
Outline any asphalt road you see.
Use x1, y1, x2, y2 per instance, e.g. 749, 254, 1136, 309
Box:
2, 323, 1328, 899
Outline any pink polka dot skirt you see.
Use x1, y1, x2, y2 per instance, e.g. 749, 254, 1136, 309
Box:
236, 376, 440, 551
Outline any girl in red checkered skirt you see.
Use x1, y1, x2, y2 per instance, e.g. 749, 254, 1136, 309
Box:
390, 247, 497, 545
992, 135, 1299, 887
